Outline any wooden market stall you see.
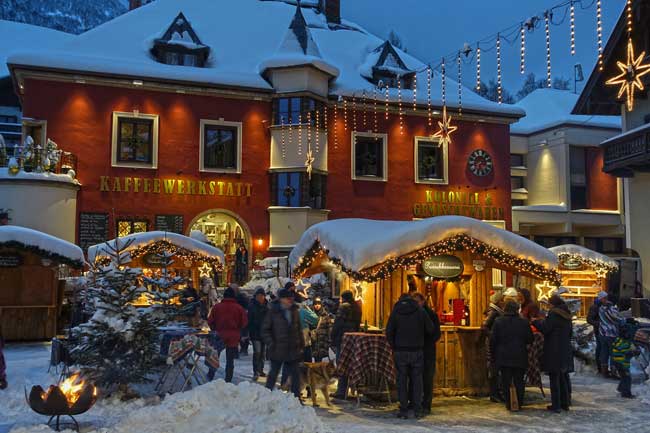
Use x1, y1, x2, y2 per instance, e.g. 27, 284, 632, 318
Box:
0, 225, 85, 341
549, 244, 619, 317
87, 231, 224, 305
290, 216, 561, 396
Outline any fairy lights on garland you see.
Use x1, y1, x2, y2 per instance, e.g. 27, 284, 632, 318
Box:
95, 240, 223, 270
292, 234, 561, 284
555, 252, 618, 274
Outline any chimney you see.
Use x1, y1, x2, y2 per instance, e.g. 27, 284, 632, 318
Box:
129, 0, 142, 10
322, 0, 341, 25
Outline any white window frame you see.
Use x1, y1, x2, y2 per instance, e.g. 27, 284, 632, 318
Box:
111, 111, 159, 169
414, 136, 448, 185
22, 119, 47, 148
199, 119, 243, 174
351, 131, 388, 181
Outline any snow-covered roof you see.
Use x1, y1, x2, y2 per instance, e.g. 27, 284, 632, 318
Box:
88, 231, 225, 264
0, 167, 80, 185
0, 20, 73, 78
0, 225, 84, 267
290, 216, 558, 280
549, 244, 619, 270
510, 88, 621, 135
7, 0, 522, 118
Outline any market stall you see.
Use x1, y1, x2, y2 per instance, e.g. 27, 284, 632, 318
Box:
87, 231, 224, 305
290, 216, 560, 396
0, 225, 85, 341
549, 244, 619, 317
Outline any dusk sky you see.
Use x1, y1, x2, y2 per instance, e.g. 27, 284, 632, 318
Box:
343, 0, 623, 94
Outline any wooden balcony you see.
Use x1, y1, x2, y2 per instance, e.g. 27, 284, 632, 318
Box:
601, 123, 650, 177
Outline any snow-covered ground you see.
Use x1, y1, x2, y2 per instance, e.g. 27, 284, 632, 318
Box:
3, 342, 650, 433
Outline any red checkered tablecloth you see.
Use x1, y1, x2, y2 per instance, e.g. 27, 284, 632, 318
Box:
337, 332, 396, 387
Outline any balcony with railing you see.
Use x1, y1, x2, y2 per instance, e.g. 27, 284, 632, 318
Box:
601, 123, 650, 177
0, 135, 79, 184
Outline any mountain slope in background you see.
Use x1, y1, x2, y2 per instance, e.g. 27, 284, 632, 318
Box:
0, 0, 128, 34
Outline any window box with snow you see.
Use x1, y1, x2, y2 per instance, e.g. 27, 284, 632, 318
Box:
414, 137, 448, 184
199, 119, 242, 173
352, 131, 387, 181
111, 112, 159, 169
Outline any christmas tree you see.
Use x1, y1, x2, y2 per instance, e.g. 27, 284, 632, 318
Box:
70, 239, 165, 393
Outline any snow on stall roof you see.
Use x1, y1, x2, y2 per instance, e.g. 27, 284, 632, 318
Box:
510, 88, 621, 135
0, 225, 84, 265
549, 244, 619, 269
0, 20, 73, 78
289, 216, 558, 272
88, 231, 225, 264
6, 0, 522, 117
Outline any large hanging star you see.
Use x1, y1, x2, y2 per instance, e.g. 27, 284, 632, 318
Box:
198, 262, 213, 278
606, 39, 650, 111
536, 280, 558, 302
432, 105, 457, 146
305, 148, 315, 180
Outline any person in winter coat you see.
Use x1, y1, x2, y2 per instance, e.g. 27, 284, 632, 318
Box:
598, 293, 625, 376
518, 288, 541, 321
483, 291, 505, 402
490, 300, 534, 410
533, 295, 573, 413
207, 287, 248, 382
0, 322, 6, 390
412, 292, 441, 414
587, 291, 608, 373
611, 322, 640, 399
248, 287, 269, 380
386, 293, 435, 419
229, 284, 250, 356
312, 298, 334, 362
180, 284, 202, 326
331, 290, 362, 399
299, 302, 319, 362
261, 289, 305, 398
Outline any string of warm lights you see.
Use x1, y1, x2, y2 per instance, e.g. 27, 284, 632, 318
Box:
280, 115, 286, 160
352, 94, 357, 132
323, 104, 328, 153
307, 111, 312, 151
457, 51, 462, 115
545, 10, 552, 87
475, 44, 481, 91
96, 240, 223, 270
556, 252, 618, 274
427, 66, 432, 127
1, 239, 84, 269
373, 86, 378, 132
412, 72, 418, 112
441, 58, 446, 107
397, 76, 404, 134
343, 96, 348, 130
570, 1, 576, 55
297, 113, 302, 155
361, 89, 367, 129
384, 84, 389, 120
333, 102, 339, 150
496, 34, 502, 104
597, 0, 603, 70
520, 24, 526, 74
293, 234, 561, 284
626, 0, 633, 36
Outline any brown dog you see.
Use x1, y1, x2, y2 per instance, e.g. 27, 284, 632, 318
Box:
284, 361, 337, 407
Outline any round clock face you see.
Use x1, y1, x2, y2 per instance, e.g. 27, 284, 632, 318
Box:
468, 149, 494, 176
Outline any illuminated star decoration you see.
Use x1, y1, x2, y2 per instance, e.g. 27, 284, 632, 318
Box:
198, 262, 213, 278
432, 105, 457, 146
305, 148, 315, 180
536, 280, 558, 302
606, 39, 650, 111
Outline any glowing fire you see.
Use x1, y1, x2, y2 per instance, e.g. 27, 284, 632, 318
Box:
42, 373, 92, 405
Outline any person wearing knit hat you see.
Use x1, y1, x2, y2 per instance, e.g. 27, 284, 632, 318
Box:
490, 291, 504, 306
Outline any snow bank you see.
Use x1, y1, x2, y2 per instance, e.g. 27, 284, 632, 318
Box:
511, 88, 620, 135
0, 225, 84, 266
0, 167, 80, 185
550, 244, 619, 270
88, 231, 224, 264
11, 381, 325, 433
289, 215, 558, 272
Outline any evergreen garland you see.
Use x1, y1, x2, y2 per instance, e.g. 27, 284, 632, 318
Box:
0, 240, 84, 268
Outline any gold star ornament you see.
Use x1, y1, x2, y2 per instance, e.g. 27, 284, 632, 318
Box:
535, 280, 557, 302
305, 148, 315, 180
433, 105, 457, 146
606, 39, 650, 111
198, 262, 213, 278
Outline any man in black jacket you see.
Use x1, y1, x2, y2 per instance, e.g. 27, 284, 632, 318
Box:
412, 292, 441, 414
490, 300, 533, 410
386, 294, 435, 419
331, 290, 362, 399
248, 287, 269, 380
587, 291, 607, 373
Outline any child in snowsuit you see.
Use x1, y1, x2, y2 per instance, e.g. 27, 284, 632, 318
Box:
611, 324, 640, 399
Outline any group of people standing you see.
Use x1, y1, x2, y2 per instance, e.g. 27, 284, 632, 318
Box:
484, 289, 573, 413
385, 291, 441, 419
588, 291, 640, 399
